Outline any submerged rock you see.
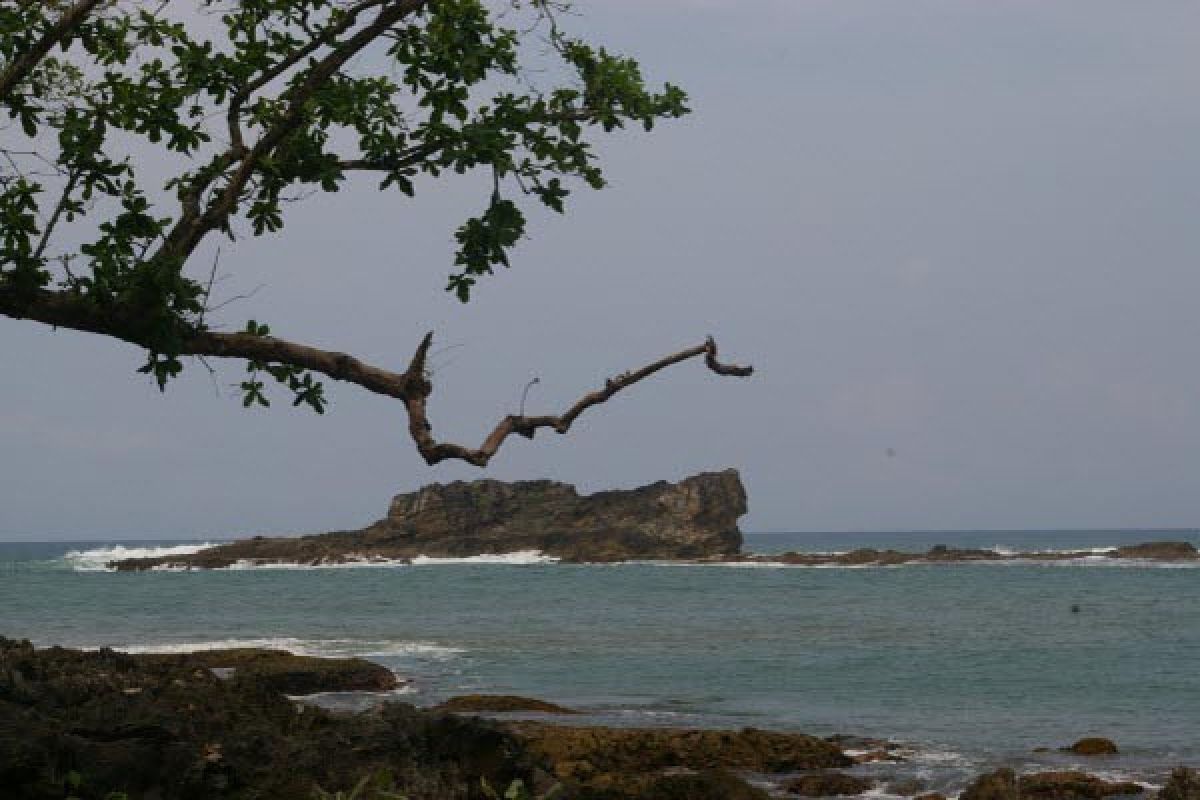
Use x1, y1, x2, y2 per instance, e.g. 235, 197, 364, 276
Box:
111, 470, 748, 569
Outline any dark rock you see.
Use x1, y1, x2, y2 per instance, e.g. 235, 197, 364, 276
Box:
889, 778, 929, 795
136, 647, 398, 694
1112, 542, 1198, 561
1159, 768, 1200, 800
1019, 771, 1144, 799
628, 769, 770, 800
511, 722, 851, 787
435, 694, 577, 715
0, 637, 532, 799
1066, 738, 1120, 756
784, 771, 876, 796
963, 769, 1021, 800
111, 470, 748, 569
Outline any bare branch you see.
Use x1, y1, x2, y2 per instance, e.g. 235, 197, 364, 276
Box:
403, 334, 754, 467
0, 287, 752, 468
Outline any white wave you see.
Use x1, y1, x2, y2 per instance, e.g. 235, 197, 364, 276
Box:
411, 550, 558, 565
64, 542, 218, 572
223, 555, 412, 570
104, 637, 464, 661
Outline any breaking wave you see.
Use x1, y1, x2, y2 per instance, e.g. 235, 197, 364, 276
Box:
100, 637, 465, 661
63, 542, 219, 572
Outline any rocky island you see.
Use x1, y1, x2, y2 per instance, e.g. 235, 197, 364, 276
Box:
108, 469, 1199, 570
112, 470, 748, 570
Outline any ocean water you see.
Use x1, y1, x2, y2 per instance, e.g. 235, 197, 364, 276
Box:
2, 530, 1198, 792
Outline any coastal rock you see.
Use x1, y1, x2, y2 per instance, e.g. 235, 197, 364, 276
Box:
510, 722, 851, 787
1112, 542, 1198, 561
0, 637, 532, 799
435, 694, 578, 714
783, 771, 876, 796
1159, 768, 1200, 800
624, 769, 770, 800
111, 470, 748, 569
962, 769, 1021, 800
1066, 738, 1120, 756
136, 647, 399, 694
963, 770, 1145, 800
1019, 771, 1144, 799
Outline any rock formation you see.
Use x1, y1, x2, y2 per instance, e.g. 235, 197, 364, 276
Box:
111, 470, 748, 570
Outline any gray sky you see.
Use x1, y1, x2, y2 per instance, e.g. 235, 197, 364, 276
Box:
4, 1, 1200, 539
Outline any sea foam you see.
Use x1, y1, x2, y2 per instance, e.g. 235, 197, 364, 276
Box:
63, 542, 219, 572
101, 637, 464, 661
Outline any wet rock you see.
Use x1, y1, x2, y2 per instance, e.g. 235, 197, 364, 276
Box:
511, 722, 851, 786
1159, 768, 1200, 800
1066, 738, 1120, 756
136, 647, 399, 694
435, 694, 578, 714
784, 771, 876, 796
1112, 542, 1198, 561
0, 637, 532, 800
626, 769, 770, 800
112, 470, 748, 569
963, 769, 1021, 800
889, 778, 929, 795
1019, 771, 1144, 799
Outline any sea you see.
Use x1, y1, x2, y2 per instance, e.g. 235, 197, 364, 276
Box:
2, 530, 1198, 795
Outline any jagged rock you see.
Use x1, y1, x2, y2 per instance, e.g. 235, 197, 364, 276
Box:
1066, 738, 1120, 756
1112, 542, 1198, 560
783, 771, 876, 796
435, 694, 578, 715
111, 470, 748, 569
1159, 768, 1200, 800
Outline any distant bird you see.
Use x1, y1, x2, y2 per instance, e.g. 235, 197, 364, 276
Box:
886, 448, 897, 458
1070, 604, 1081, 613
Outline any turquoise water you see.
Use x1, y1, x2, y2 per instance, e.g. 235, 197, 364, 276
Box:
2, 530, 1198, 790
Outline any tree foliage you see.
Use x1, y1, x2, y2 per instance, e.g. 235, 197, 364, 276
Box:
0, 0, 749, 466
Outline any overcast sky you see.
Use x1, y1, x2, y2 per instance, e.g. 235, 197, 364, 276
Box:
4, 1, 1200, 540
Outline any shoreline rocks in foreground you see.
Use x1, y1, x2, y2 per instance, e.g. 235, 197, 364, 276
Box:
111, 469, 748, 570
1, 638, 1193, 800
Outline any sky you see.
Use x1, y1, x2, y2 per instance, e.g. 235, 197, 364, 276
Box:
4, 1, 1200, 539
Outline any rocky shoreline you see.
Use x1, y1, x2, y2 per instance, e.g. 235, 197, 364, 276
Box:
102, 469, 1199, 571
2, 638, 1197, 800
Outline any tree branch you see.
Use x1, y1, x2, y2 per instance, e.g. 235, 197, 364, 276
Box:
402, 333, 753, 467
0, 287, 753, 467
0, 0, 103, 103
